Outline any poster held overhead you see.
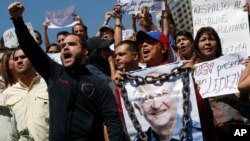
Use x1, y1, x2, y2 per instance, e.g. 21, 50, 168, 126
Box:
45, 5, 79, 28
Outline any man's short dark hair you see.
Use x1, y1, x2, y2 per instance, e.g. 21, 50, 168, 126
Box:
56, 31, 69, 39
64, 33, 87, 49
116, 40, 140, 53
34, 30, 42, 39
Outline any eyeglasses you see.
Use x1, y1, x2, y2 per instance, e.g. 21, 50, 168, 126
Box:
13, 55, 27, 61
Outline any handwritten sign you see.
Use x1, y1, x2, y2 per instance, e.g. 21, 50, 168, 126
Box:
120, 0, 165, 15
46, 5, 79, 28
193, 52, 247, 98
3, 22, 36, 48
191, 0, 250, 55
47, 53, 62, 65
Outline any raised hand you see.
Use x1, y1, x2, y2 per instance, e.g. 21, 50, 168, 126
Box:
43, 20, 50, 31
8, 2, 25, 19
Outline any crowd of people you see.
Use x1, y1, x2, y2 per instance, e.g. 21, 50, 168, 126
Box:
0, 1, 249, 141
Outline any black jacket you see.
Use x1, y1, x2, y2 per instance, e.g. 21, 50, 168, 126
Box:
13, 17, 125, 141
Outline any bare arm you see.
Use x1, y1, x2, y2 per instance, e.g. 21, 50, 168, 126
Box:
96, 12, 113, 36
162, 0, 171, 37
113, 4, 122, 46
43, 20, 50, 49
131, 14, 137, 33
238, 58, 250, 94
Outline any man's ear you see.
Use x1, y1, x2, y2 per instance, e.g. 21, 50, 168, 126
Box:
134, 103, 142, 115
132, 52, 139, 61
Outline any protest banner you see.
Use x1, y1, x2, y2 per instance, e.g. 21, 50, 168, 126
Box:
46, 5, 79, 28
47, 53, 62, 65
119, 0, 165, 14
121, 62, 203, 140
191, 0, 250, 55
3, 22, 36, 48
193, 52, 247, 98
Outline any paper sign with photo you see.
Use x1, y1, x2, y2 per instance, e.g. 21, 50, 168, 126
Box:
119, 0, 165, 15
46, 5, 79, 28
3, 22, 36, 48
121, 62, 203, 140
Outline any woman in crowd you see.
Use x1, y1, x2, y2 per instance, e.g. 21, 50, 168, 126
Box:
1, 49, 18, 88
185, 26, 250, 141
174, 30, 196, 60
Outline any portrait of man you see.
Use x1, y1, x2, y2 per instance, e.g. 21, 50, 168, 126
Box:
133, 74, 180, 141
122, 63, 203, 141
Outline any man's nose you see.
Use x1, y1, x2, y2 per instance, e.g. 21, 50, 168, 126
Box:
151, 98, 162, 109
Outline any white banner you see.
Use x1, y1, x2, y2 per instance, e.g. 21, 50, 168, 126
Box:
45, 5, 79, 28
120, 0, 165, 15
121, 62, 203, 140
191, 0, 250, 55
193, 52, 247, 98
3, 22, 36, 48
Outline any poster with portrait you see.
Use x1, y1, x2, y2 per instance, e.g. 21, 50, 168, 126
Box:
45, 5, 79, 28
119, 0, 165, 15
121, 62, 203, 141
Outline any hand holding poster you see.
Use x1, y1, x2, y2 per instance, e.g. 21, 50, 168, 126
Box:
45, 5, 79, 28
191, 0, 250, 55
119, 0, 165, 14
121, 63, 203, 140
193, 52, 247, 98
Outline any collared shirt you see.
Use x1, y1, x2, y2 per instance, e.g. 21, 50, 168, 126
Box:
0, 106, 34, 141
3, 75, 49, 141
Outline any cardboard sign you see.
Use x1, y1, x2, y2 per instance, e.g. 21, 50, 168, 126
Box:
3, 22, 36, 48
191, 0, 250, 55
121, 62, 203, 140
46, 5, 79, 28
193, 52, 247, 98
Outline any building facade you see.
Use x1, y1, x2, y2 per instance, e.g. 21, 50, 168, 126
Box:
168, 0, 193, 34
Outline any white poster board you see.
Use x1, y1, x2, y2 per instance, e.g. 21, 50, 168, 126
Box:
191, 0, 250, 55
3, 22, 36, 48
47, 53, 62, 65
119, 0, 165, 14
46, 5, 79, 28
193, 52, 247, 98
121, 62, 203, 140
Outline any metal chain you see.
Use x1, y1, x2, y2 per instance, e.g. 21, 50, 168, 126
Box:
117, 66, 191, 141
117, 81, 148, 141
179, 69, 191, 141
